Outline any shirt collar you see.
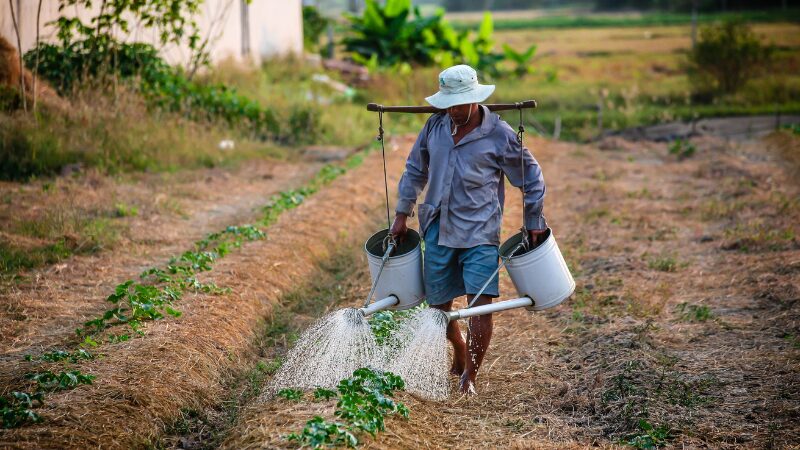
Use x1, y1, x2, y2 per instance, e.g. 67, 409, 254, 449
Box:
444, 105, 496, 147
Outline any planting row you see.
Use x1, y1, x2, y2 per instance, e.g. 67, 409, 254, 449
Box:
0, 153, 366, 430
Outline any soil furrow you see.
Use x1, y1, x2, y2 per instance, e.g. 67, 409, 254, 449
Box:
0, 144, 407, 448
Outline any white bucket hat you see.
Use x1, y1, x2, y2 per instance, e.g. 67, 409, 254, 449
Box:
425, 65, 495, 109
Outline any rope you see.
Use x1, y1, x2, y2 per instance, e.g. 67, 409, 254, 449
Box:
517, 104, 529, 250
377, 110, 392, 232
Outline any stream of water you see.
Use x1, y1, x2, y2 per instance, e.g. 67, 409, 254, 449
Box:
267, 307, 451, 400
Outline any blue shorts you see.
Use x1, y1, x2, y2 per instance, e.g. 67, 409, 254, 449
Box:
423, 219, 500, 306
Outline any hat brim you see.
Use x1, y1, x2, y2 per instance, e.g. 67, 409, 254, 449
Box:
425, 84, 495, 110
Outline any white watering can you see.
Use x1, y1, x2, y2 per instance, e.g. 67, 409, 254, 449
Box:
446, 228, 575, 321
360, 229, 425, 315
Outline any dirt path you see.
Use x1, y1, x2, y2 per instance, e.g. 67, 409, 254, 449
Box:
1, 159, 322, 356
224, 134, 799, 448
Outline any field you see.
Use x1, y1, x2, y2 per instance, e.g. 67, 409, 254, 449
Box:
2, 13, 800, 450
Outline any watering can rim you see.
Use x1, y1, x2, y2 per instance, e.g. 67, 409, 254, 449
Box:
364, 228, 421, 260
499, 228, 554, 259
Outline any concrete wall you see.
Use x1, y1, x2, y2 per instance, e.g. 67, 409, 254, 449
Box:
0, 0, 303, 66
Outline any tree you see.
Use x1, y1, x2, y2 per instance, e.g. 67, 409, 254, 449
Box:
687, 20, 773, 95
7, 0, 26, 112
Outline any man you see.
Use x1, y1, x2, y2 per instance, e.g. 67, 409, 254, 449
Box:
390, 64, 547, 394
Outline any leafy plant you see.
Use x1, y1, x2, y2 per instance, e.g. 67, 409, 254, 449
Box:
1, 392, 44, 429
675, 303, 714, 322
668, 139, 696, 160
277, 388, 303, 401
687, 20, 774, 95
25, 41, 282, 141
287, 368, 409, 448
9, 154, 364, 431
288, 416, 358, 448
313, 388, 337, 401
623, 419, 672, 449
25, 370, 96, 391
343, 0, 503, 76
24, 349, 94, 363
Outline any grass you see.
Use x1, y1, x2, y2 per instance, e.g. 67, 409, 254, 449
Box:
675, 303, 714, 322
723, 221, 797, 253
647, 254, 682, 272
0, 208, 124, 275
450, 9, 800, 30
0, 94, 287, 182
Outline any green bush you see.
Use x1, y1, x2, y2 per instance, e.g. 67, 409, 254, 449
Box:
303, 6, 330, 53
687, 20, 774, 95
24, 41, 281, 141
24, 41, 168, 95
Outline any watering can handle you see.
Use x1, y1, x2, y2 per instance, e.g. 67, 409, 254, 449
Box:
367, 100, 536, 114
362, 241, 396, 308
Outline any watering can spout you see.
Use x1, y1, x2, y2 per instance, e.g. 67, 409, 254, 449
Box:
446, 297, 534, 322
359, 295, 400, 317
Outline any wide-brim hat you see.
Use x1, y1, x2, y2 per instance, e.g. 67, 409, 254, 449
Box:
425, 64, 495, 110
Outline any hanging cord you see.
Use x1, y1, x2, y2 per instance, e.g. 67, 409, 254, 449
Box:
363, 109, 396, 309
377, 110, 392, 232
517, 104, 529, 251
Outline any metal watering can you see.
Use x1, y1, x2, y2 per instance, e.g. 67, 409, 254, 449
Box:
445, 228, 575, 321
360, 229, 425, 315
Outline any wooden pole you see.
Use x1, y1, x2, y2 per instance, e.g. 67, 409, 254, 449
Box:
366, 100, 537, 114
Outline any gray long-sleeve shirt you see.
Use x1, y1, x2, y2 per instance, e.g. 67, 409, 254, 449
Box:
396, 105, 547, 248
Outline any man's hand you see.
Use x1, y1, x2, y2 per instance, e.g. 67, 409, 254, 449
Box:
390, 214, 409, 242
528, 229, 547, 247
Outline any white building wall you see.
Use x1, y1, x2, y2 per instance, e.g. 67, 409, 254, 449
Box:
0, 0, 303, 66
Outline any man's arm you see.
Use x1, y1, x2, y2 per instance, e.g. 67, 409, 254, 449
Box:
391, 119, 431, 238
498, 128, 547, 243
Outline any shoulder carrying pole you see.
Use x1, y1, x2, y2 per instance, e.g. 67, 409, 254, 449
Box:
366, 100, 537, 114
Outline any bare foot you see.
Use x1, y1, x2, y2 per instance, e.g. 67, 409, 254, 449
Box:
450, 361, 464, 376
459, 373, 477, 395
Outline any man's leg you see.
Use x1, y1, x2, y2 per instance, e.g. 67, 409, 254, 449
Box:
430, 300, 467, 376
461, 294, 493, 393
422, 219, 468, 377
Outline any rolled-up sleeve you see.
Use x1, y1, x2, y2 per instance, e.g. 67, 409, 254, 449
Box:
396, 118, 431, 216
498, 129, 547, 230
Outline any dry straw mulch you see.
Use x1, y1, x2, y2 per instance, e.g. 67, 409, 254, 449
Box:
224, 135, 799, 449
0, 143, 407, 448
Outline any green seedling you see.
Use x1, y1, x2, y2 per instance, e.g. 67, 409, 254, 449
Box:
114, 203, 138, 217
1, 392, 44, 429
287, 368, 408, 448
675, 303, 713, 322
668, 139, 696, 160
313, 388, 337, 401
622, 419, 672, 449
288, 416, 357, 449
277, 388, 304, 401
24, 349, 94, 363
648, 254, 681, 272
25, 370, 95, 391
